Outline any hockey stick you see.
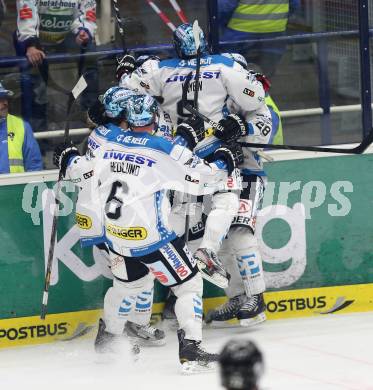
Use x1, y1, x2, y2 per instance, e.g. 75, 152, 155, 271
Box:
183, 21, 203, 244
181, 84, 373, 154
146, 0, 176, 31
112, 0, 127, 53
41, 76, 87, 320
169, 0, 189, 23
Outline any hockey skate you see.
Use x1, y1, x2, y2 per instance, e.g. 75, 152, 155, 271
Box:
237, 293, 266, 327
178, 329, 219, 374
205, 294, 247, 326
95, 318, 140, 360
194, 248, 230, 289
94, 318, 119, 354
125, 321, 166, 347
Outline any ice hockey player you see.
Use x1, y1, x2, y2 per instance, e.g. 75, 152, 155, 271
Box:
54, 93, 242, 372
128, 44, 272, 326
55, 86, 166, 349
201, 53, 273, 326
219, 339, 264, 390
118, 22, 266, 285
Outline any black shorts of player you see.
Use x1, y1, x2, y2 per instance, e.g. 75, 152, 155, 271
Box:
112, 237, 199, 287
108, 247, 150, 283
230, 174, 265, 234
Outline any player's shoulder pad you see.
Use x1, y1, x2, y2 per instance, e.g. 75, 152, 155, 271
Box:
134, 59, 160, 76
209, 54, 235, 67
116, 132, 175, 155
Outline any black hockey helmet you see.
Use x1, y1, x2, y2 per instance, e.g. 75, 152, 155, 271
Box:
219, 339, 264, 390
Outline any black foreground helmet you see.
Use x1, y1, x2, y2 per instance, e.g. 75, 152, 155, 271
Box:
219, 339, 264, 390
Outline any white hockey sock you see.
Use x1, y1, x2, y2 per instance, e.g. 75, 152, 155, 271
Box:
229, 227, 266, 297
128, 287, 154, 326
103, 286, 136, 335
103, 274, 154, 334
172, 273, 203, 341
237, 249, 266, 297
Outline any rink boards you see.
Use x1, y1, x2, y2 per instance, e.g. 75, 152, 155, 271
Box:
0, 148, 373, 348
1, 282, 373, 348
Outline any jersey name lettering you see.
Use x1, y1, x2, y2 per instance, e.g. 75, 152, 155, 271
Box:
110, 162, 140, 176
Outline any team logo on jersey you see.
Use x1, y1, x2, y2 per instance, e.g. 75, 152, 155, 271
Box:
103, 150, 156, 167
83, 170, 94, 179
106, 224, 148, 240
140, 81, 150, 90
165, 71, 220, 83
97, 126, 111, 136
238, 199, 252, 214
185, 174, 199, 184
76, 213, 92, 230
243, 88, 255, 97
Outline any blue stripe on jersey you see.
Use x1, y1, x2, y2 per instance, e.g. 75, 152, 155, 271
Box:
80, 236, 107, 247
247, 123, 255, 135
107, 131, 175, 156
159, 54, 235, 69
130, 232, 177, 257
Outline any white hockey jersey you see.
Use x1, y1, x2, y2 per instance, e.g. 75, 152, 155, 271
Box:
16, 0, 97, 45
121, 55, 272, 176
67, 130, 228, 256
120, 54, 265, 126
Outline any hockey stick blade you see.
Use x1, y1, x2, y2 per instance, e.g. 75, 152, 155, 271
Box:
183, 102, 373, 155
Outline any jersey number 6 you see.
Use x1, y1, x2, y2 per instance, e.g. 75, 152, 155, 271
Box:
105, 180, 128, 220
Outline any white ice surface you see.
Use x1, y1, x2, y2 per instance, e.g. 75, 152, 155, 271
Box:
1, 312, 373, 390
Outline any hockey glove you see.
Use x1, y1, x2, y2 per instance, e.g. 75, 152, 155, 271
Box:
175, 116, 205, 150
215, 114, 247, 142
248, 71, 271, 92
53, 142, 80, 177
116, 54, 136, 81
214, 142, 244, 175
87, 100, 107, 128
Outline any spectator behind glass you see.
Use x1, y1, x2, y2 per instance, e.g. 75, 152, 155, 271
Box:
218, 0, 300, 77
13, 0, 99, 135
0, 82, 43, 174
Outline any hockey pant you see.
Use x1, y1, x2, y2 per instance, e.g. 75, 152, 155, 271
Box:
180, 175, 266, 298
104, 237, 203, 341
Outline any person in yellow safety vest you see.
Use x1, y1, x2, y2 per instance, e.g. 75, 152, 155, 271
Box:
265, 93, 283, 145
218, 0, 300, 77
0, 82, 43, 174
